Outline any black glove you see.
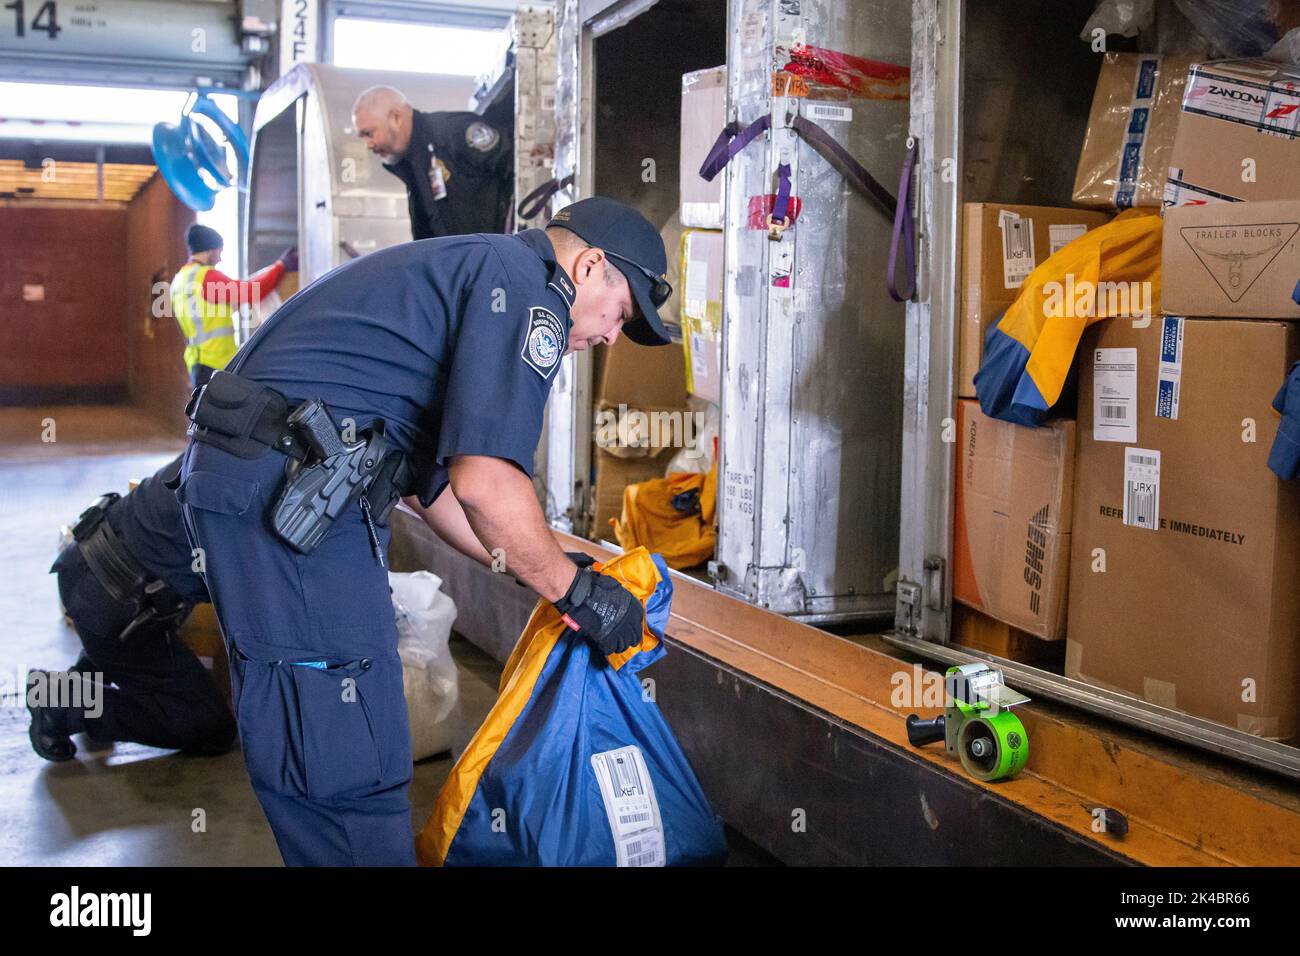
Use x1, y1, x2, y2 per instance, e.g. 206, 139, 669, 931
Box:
554, 564, 644, 656
565, 551, 598, 569
278, 246, 299, 272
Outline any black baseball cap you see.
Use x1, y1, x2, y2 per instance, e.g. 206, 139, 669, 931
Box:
547, 196, 672, 346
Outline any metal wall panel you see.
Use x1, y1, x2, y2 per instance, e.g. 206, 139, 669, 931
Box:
716, 0, 909, 621
0, 0, 249, 88
537, 0, 590, 532
512, 5, 559, 231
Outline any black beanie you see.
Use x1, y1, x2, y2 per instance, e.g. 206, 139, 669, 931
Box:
186, 224, 224, 255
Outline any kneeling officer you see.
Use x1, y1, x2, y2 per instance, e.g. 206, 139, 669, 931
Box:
32, 456, 235, 761
175, 196, 673, 866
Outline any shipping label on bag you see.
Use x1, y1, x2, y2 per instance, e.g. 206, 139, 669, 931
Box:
590, 745, 665, 867
1093, 347, 1139, 443
1156, 316, 1184, 420
998, 210, 1036, 288
1123, 447, 1161, 530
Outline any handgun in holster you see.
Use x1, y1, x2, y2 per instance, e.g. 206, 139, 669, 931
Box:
271, 399, 393, 555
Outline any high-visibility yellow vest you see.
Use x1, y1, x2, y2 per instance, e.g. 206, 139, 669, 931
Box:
170, 261, 238, 373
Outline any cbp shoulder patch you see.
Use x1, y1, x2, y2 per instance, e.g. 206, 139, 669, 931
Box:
465, 120, 501, 153
521, 307, 566, 378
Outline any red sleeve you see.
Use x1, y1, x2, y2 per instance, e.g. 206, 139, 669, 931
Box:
201, 261, 286, 307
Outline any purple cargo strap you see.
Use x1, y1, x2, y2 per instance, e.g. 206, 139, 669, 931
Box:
772, 163, 793, 224
699, 113, 896, 223
698, 115, 772, 182
516, 173, 576, 221
788, 114, 896, 221
887, 138, 918, 302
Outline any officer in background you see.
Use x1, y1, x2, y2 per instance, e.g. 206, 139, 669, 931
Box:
351, 86, 512, 240
175, 196, 672, 865
28, 456, 235, 762
171, 225, 297, 388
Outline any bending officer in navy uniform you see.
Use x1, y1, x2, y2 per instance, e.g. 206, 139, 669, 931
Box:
174, 196, 674, 866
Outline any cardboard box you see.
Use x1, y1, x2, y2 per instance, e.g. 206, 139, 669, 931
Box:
277, 270, 300, 300
679, 66, 727, 229
180, 604, 232, 711
1165, 58, 1300, 206
959, 203, 1111, 397
951, 604, 1066, 667
1162, 200, 1300, 318
1074, 54, 1198, 210
1067, 316, 1300, 740
657, 212, 685, 344
592, 448, 674, 538
593, 332, 690, 411
680, 229, 723, 404
953, 400, 1076, 640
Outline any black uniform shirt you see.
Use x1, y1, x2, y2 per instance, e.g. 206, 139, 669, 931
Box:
384, 109, 512, 240
229, 229, 575, 506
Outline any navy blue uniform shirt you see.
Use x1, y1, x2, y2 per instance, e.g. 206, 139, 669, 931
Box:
110, 455, 210, 603
230, 229, 575, 505
385, 109, 512, 240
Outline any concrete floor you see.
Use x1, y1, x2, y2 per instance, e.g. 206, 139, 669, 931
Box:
0, 404, 502, 866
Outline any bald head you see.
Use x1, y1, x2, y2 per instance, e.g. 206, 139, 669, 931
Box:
352, 86, 414, 161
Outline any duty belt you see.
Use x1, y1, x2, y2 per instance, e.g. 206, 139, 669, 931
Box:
71, 496, 188, 641
184, 372, 312, 462
185, 370, 413, 564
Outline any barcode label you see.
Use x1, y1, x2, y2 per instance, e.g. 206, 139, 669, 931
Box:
590, 745, 665, 867
999, 212, 1036, 288
805, 103, 853, 123
1048, 223, 1088, 255
689, 331, 710, 378
1123, 448, 1161, 530
1093, 347, 1138, 443
623, 834, 665, 868
683, 258, 710, 318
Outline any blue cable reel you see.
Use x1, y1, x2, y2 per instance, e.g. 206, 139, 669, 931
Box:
151, 91, 252, 211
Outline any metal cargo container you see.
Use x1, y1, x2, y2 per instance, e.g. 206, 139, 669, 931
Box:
539, 0, 726, 534
713, 0, 911, 621
890, 0, 1300, 779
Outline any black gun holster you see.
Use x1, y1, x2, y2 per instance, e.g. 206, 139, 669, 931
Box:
185, 371, 410, 555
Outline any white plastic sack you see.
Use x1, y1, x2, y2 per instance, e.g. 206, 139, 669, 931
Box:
390, 570, 460, 761
665, 398, 719, 475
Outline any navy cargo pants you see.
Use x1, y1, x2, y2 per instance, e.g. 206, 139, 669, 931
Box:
52, 546, 235, 754
176, 440, 416, 866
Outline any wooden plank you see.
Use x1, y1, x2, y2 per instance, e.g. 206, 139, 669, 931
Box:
557, 531, 1300, 866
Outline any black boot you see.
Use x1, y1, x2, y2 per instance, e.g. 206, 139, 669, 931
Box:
26, 670, 78, 762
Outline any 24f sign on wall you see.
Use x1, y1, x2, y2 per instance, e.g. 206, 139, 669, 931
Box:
280, 0, 318, 67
